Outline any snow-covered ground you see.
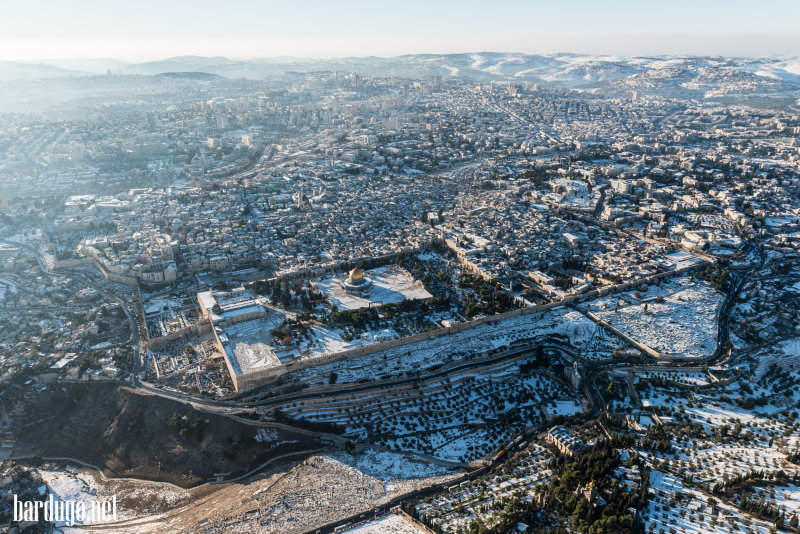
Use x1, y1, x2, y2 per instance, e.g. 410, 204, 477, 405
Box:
142, 295, 191, 315
316, 265, 432, 311
753, 337, 800, 379
417, 443, 553, 533
676, 399, 794, 484
544, 399, 585, 418
749, 367, 800, 412
3, 228, 43, 247
752, 484, 800, 517
290, 305, 623, 388
645, 469, 773, 534
735, 57, 800, 85
342, 513, 427, 533
222, 313, 284, 370
281, 359, 581, 462
37, 464, 190, 528
39, 467, 103, 526
253, 454, 458, 533
638, 376, 800, 511
636, 369, 712, 386
589, 276, 723, 359
297, 322, 400, 360
330, 449, 456, 480
217, 272, 622, 371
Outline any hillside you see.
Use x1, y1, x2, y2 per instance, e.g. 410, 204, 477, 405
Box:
15, 383, 320, 488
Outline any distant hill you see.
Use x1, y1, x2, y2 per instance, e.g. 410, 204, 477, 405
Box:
112, 53, 800, 90
0, 61, 91, 82
1, 53, 799, 95
156, 71, 220, 80
44, 58, 130, 74
120, 56, 260, 79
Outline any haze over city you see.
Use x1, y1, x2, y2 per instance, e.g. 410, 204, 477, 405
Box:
2, 0, 800, 61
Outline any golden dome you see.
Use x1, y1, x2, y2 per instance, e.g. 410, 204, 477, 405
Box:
349, 267, 364, 281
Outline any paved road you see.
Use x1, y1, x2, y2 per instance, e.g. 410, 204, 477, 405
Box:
68, 270, 143, 386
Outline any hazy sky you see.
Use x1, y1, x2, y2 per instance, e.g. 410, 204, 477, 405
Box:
2, 0, 799, 61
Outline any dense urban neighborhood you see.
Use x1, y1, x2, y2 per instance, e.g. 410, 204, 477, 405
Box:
0, 52, 799, 533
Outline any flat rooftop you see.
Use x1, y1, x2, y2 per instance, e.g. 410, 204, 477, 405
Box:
218, 319, 282, 376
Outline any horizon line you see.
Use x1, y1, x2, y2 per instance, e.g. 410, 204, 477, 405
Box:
5, 50, 800, 65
